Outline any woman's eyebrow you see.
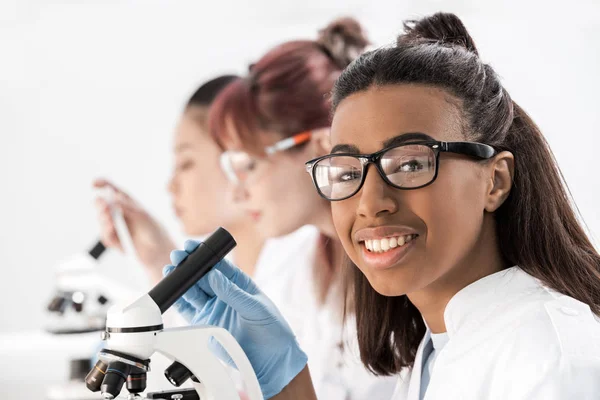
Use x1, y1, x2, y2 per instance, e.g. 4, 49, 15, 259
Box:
382, 132, 436, 148
330, 133, 435, 155
175, 142, 194, 152
330, 143, 360, 154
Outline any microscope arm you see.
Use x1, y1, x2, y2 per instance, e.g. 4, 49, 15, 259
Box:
155, 326, 263, 400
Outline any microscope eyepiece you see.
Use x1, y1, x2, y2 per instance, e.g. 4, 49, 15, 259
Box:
148, 227, 236, 313
88, 240, 107, 260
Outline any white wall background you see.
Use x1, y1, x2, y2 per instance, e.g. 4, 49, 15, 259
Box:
0, 0, 599, 333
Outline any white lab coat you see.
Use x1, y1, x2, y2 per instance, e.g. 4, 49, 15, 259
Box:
254, 225, 396, 400
392, 267, 600, 400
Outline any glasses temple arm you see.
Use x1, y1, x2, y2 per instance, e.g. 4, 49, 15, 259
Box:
443, 141, 496, 159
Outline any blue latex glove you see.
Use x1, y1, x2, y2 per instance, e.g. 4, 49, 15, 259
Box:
163, 240, 308, 399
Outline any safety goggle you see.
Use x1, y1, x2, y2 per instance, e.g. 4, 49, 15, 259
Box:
220, 131, 312, 184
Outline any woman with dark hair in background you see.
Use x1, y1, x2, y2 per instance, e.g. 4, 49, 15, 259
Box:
168, 18, 396, 400
165, 12, 600, 400
94, 75, 264, 283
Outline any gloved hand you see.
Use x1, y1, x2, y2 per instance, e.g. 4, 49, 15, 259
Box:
163, 240, 308, 399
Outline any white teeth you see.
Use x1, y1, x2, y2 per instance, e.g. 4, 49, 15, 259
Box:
398, 236, 405, 246
373, 240, 381, 252
363, 234, 417, 253
380, 238, 390, 251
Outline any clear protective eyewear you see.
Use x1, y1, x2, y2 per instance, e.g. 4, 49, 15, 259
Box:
220, 131, 312, 184
305, 139, 496, 201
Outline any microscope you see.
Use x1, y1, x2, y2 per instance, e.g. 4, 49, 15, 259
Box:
45, 240, 113, 334
84, 227, 263, 400
46, 190, 149, 335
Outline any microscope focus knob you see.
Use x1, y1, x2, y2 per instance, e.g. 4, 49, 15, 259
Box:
164, 361, 192, 387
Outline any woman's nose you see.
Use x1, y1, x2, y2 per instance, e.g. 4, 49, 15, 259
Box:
232, 181, 250, 203
355, 165, 398, 218
167, 173, 177, 195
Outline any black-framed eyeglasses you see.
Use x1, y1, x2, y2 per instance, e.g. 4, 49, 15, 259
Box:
305, 140, 496, 201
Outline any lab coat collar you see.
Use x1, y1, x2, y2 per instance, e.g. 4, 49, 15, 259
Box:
406, 329, 430, 400
443, 266, 539, 337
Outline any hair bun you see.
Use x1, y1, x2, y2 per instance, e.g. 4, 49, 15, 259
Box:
317, 17, 370, 68
399, 12, 478, 56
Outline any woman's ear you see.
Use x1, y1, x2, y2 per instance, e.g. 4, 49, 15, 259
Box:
484, 151, 515, 212
310, 128, 331, 158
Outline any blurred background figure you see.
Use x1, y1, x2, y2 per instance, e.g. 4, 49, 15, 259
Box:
91, 75, 267, 396
209, 17, 397, 399
94, 75, 265, 284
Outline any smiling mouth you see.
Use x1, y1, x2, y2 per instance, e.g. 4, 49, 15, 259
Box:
358, 233, 420, 270
363, 234, 418, 253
